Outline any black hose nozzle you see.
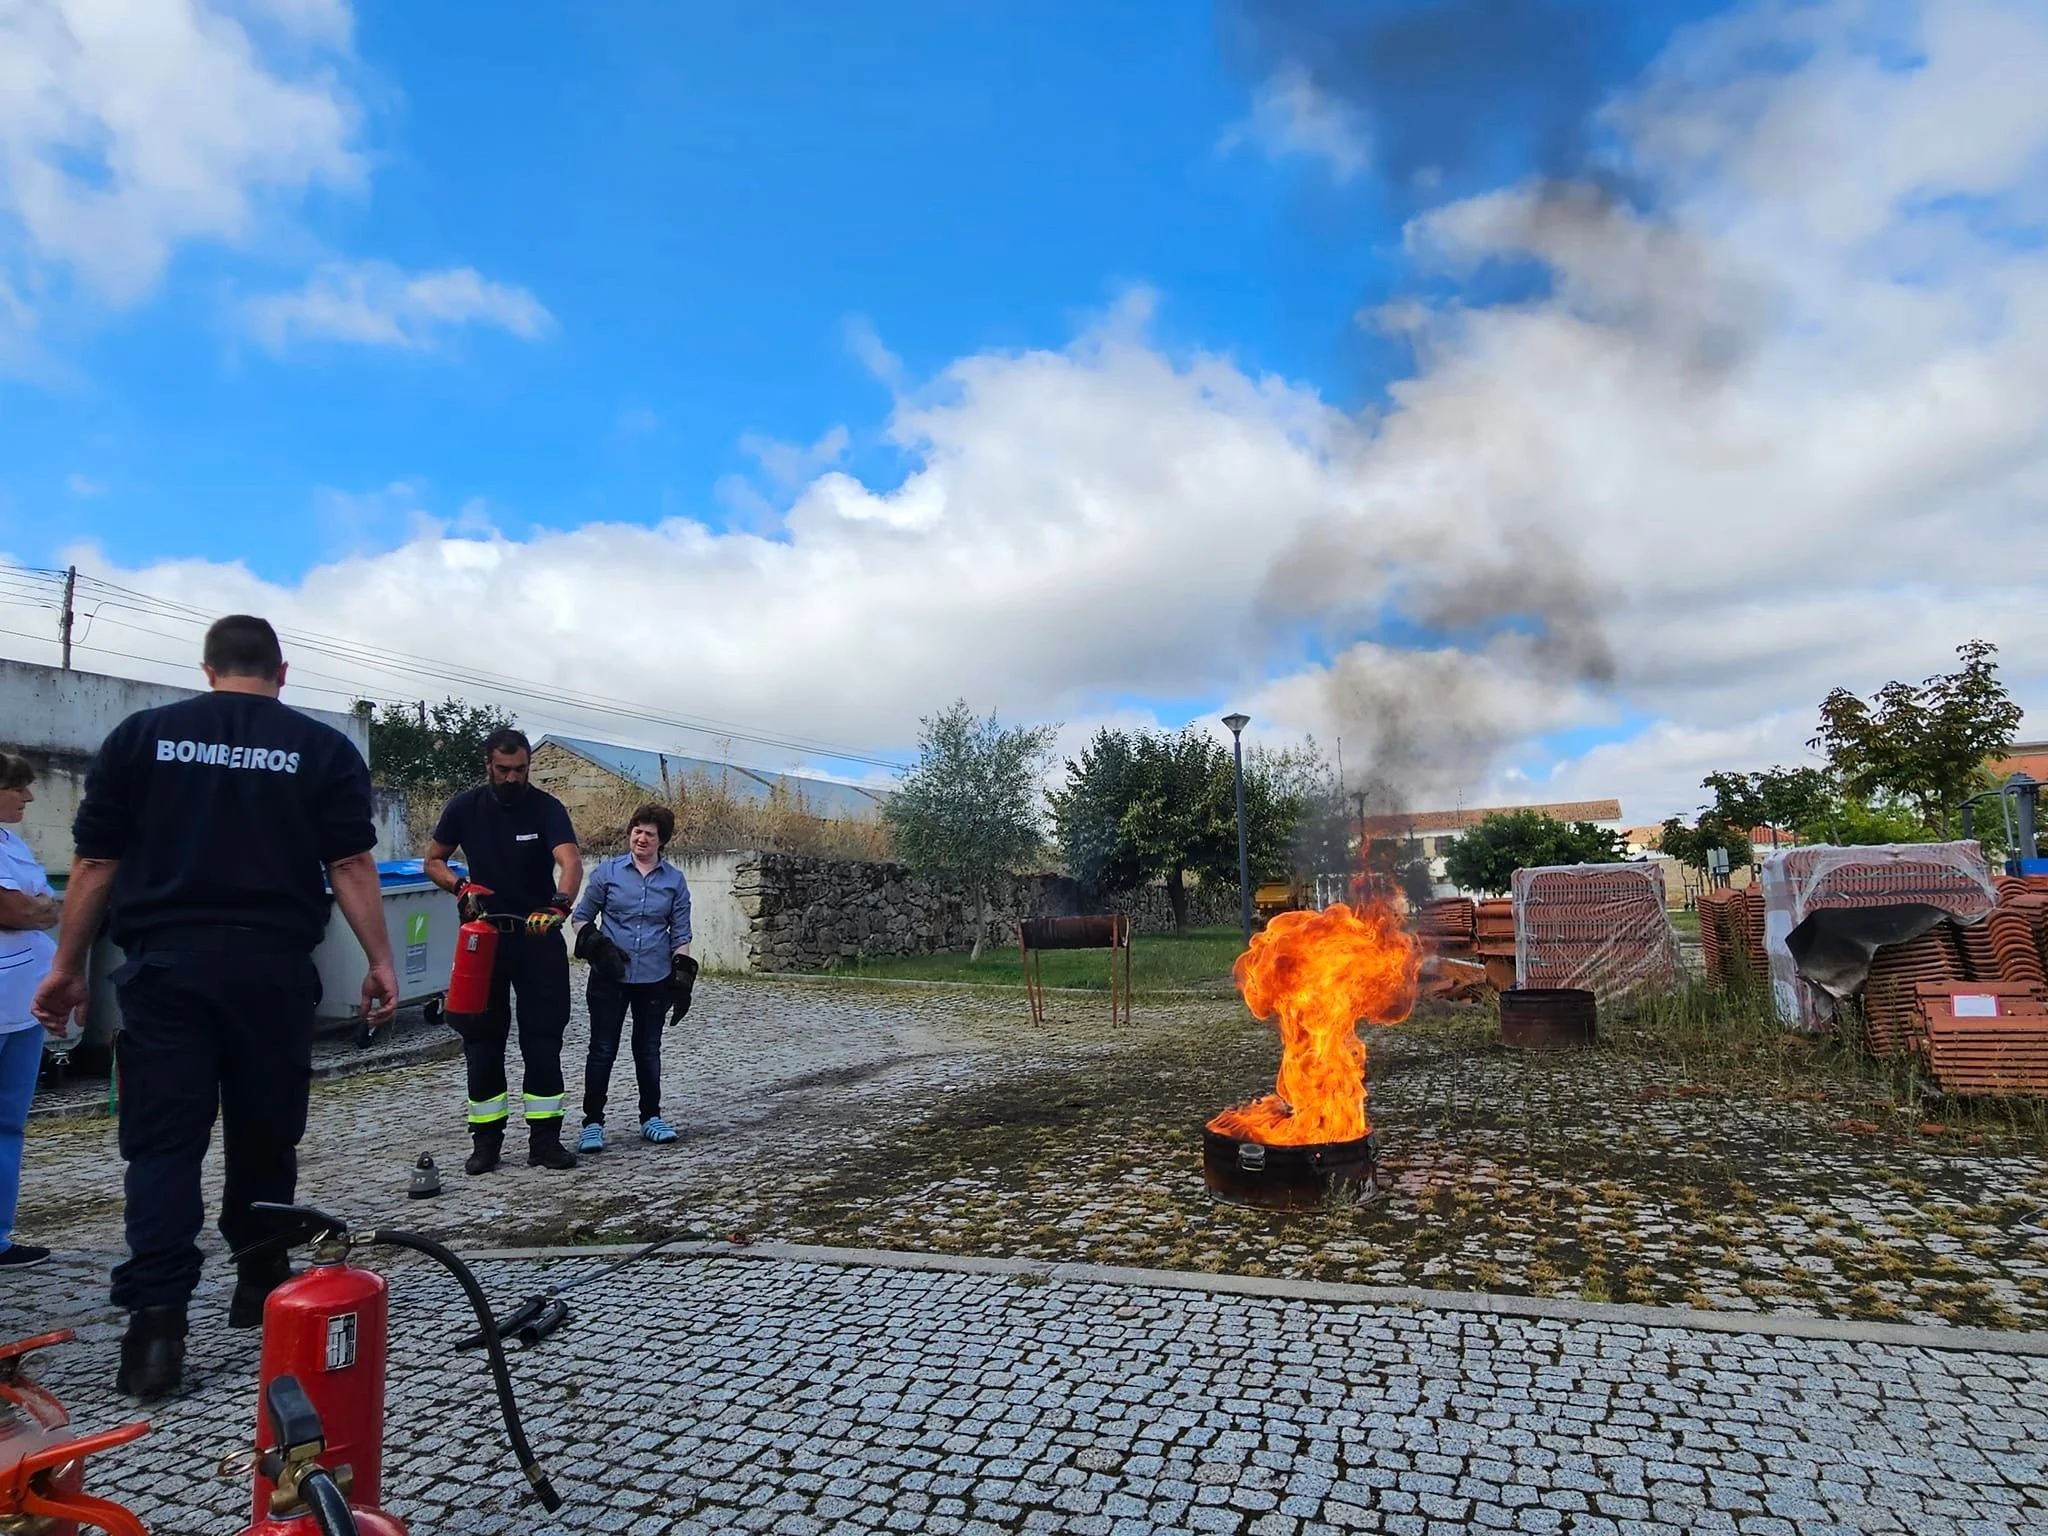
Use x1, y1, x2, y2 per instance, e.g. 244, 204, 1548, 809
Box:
367, 1228, 565, 1514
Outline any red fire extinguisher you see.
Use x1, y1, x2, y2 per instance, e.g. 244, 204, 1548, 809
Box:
445, 883, 499, 1032
237, 1204, 562, 1536
244, 1258, 399, 1534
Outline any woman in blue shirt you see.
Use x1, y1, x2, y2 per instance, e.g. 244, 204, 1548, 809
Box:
0, 752, 58, 1268
570, 804, 691, 1149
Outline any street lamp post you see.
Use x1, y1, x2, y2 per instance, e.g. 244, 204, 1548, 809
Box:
1223, 713, 1252, 947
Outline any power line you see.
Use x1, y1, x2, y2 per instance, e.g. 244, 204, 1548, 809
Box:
0, 625, 401, 709
66, 572, 909, 769
1, 568, 909, 772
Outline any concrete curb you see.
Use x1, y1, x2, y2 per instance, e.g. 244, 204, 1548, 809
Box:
459, 1238, 2048, 1359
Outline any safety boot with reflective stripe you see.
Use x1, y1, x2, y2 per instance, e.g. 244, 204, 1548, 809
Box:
465, 1126, 504, 1176
527, 1115, 578, 1170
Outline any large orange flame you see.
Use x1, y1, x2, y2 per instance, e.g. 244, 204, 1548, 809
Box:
1207, 899, 1421, 1145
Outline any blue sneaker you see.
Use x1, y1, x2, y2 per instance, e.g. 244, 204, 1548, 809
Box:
577, 1123, 605, 1154
641, 1116, 677, 1145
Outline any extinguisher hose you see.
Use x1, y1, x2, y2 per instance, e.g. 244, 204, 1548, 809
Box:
301, 1469, 361, 1536
366, 1228, 564, 1514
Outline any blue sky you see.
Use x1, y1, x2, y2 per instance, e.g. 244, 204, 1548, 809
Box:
20, 1, 1720, 575
9, 0, 2048, 819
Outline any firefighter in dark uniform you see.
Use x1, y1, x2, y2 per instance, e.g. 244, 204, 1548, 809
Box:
31, 616, 398, 1401
424, 729, 582, 1174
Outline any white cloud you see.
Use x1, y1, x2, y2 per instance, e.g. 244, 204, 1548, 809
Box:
1225, 64, 1371, 182
0, 0, 364, 305
245, 261, 555, 351
844, 314, 905, 389
64, 471, 101, 496
19, 0, 2048, 823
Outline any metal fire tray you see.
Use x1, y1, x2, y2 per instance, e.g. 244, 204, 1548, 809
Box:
1201, 1130, 1379, 1211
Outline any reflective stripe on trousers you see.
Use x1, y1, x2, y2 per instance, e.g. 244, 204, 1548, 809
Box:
522, 1092, 565, 1121
466, 1094, 509, 1126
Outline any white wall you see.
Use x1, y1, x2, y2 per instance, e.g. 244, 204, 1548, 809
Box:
1, 658, 377, 872
676, 851, 749, 972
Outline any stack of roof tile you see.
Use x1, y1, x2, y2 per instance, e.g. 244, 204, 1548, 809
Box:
1698, 889, 1737, 985
1761, 842, 1998, 1032
1953, 913, 2003, 983
1475, 898, 1516, 956
1988, 905, 2048, 988
1850, 878, 2048, 1096
1996, 874, 2048, 903
1862, 927, 1966, 1057
1512, 862, 1680, 1000
1417, 897, 1476, 946
1698, 888, 1769, 989
1915, 981, 2048, 1097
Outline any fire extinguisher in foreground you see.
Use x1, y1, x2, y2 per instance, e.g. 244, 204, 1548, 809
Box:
237, 1203, 562, 1535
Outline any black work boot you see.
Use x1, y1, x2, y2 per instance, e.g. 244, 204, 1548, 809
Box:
115, 1305, 187, 1401
527, 1119, 578, 1170
228, 1254, 292, 1330
465, 1126, 505, 1175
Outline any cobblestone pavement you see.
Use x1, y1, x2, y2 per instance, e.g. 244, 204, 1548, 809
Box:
7, 1254, 2047, 1535
6, 976, 2048, 1531
12, 976, 2048, 1329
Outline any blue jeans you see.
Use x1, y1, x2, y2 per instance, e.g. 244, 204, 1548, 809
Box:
0, 1026, 43, 1252
582, 976, 665, 1127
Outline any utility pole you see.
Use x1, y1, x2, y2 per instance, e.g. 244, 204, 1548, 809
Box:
417, 700, 428, 727
58, 565, 76, 670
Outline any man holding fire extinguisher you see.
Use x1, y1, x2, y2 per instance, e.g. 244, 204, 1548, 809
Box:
424, 729, 583, 1174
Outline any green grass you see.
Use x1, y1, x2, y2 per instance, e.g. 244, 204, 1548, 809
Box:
838, 925, 1246, 992
1670, 909, 1700, 939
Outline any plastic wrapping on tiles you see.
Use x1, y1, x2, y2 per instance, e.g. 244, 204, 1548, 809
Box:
1510, 861, 1681, 1001
1759, 840, 1996, 1031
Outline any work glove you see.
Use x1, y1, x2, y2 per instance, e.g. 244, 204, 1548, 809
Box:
525, 906, 568, 937
666, 953, 700, 1026
455, 881, 493, 923
573, 921, 628, 984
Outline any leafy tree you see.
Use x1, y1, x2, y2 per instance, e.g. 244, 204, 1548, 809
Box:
1047, 727, 1321, 933
1799, 795, 1939, 848
1441, 810, 1623, 896
1699, 766, 1832, 849
1046, 728, 1152, 892
885, 700, 1058, 960
359, 697, 517, 790
1121, 729, 1233, 934
1658, 813, 1754, 873
1811, 640, 2022, 836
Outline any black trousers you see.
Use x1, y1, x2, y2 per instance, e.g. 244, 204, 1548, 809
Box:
461, 928, 570, 1129
582, 976, 666, 1127
109, 939, 319, 1312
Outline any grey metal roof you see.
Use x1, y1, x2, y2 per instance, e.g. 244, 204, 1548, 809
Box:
539, 734, 890, 818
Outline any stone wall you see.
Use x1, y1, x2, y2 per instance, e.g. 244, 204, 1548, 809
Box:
726, 851, 1238, 972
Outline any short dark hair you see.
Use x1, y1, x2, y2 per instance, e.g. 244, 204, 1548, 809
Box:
0, 751, 34, 792
483, 728, 532, 760
203, 615, 284, 678
628, 804, 675, 848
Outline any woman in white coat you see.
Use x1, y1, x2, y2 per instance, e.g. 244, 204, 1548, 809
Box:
0, 751, 57, 1269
